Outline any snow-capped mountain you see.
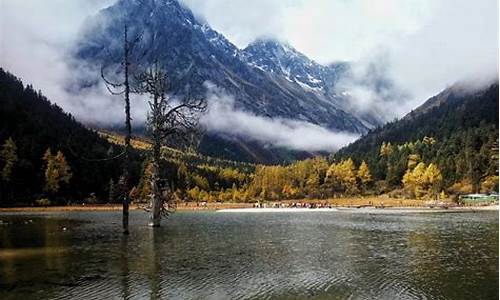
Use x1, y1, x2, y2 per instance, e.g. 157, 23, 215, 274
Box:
241, 39, 399, 128
74, 0, 369, 131
71, 0, 399, 162
242, 39, 336, 91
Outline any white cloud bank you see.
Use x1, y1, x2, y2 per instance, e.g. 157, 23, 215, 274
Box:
0, 0, 148, 126
0, 0, 497, 151
201, 85, 359, 152
183, 0, 498, 112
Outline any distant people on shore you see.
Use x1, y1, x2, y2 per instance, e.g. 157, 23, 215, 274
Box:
252, 201, 333, 209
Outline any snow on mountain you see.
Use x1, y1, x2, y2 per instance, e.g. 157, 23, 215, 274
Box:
70, 0, 404, 161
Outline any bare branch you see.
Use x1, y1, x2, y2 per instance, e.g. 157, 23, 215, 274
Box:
134, 62, 207, 225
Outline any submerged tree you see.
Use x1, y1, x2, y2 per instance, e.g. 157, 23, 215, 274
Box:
101, 24, 143, 234
137, 63, 206, 227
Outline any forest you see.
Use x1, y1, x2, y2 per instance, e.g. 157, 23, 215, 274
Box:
0, 68, 139, 205
0, 67, 498, 207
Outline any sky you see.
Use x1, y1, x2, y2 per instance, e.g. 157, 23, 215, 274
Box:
0, 0, 498, 151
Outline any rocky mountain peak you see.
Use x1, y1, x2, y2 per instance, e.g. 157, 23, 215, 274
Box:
75, 0, 371, 144
242, 38, 328, 90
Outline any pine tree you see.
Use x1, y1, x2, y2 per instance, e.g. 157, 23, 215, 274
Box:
1, 137, 18, 182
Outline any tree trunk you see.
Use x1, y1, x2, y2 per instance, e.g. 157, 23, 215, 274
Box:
122, 25, 132, 235
149, 94, 162, 227
149, 160, 162, 227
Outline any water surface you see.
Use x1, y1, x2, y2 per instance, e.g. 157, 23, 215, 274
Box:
0, 210, 497, 299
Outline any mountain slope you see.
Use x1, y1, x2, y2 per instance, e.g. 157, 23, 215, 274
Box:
74, 0, 368, 134
338, 83, 498, 153
0, 68, 133, 204
0, 68, 257, 205
242, 39, 343, 92
198, 133, 314, 165
335, 82, 499, 190
70, 0, 385, 164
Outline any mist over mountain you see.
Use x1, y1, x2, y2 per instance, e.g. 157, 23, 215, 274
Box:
2, 0, 495, 163
336, 81, 499, 164
2, 0, 497, 128
71, 0, 401, 161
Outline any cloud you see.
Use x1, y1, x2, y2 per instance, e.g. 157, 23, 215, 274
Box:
385, 0, 499, 104
201, 84, 359, 152
1, 0, 497, 130
0, 0, 148, 126
181, 0, 292, 47
182, 0, 498, 113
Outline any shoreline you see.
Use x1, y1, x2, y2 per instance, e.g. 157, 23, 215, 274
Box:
0, 203, 497, 213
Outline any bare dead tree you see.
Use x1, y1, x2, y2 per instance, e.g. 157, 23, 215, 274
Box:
101, 24, 143, 234
136, 63, 206, 227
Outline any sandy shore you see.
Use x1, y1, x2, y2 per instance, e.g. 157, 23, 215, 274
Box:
0, 202, 497, 213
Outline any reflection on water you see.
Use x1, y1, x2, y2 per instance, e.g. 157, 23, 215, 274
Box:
0, 210, 497, 300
